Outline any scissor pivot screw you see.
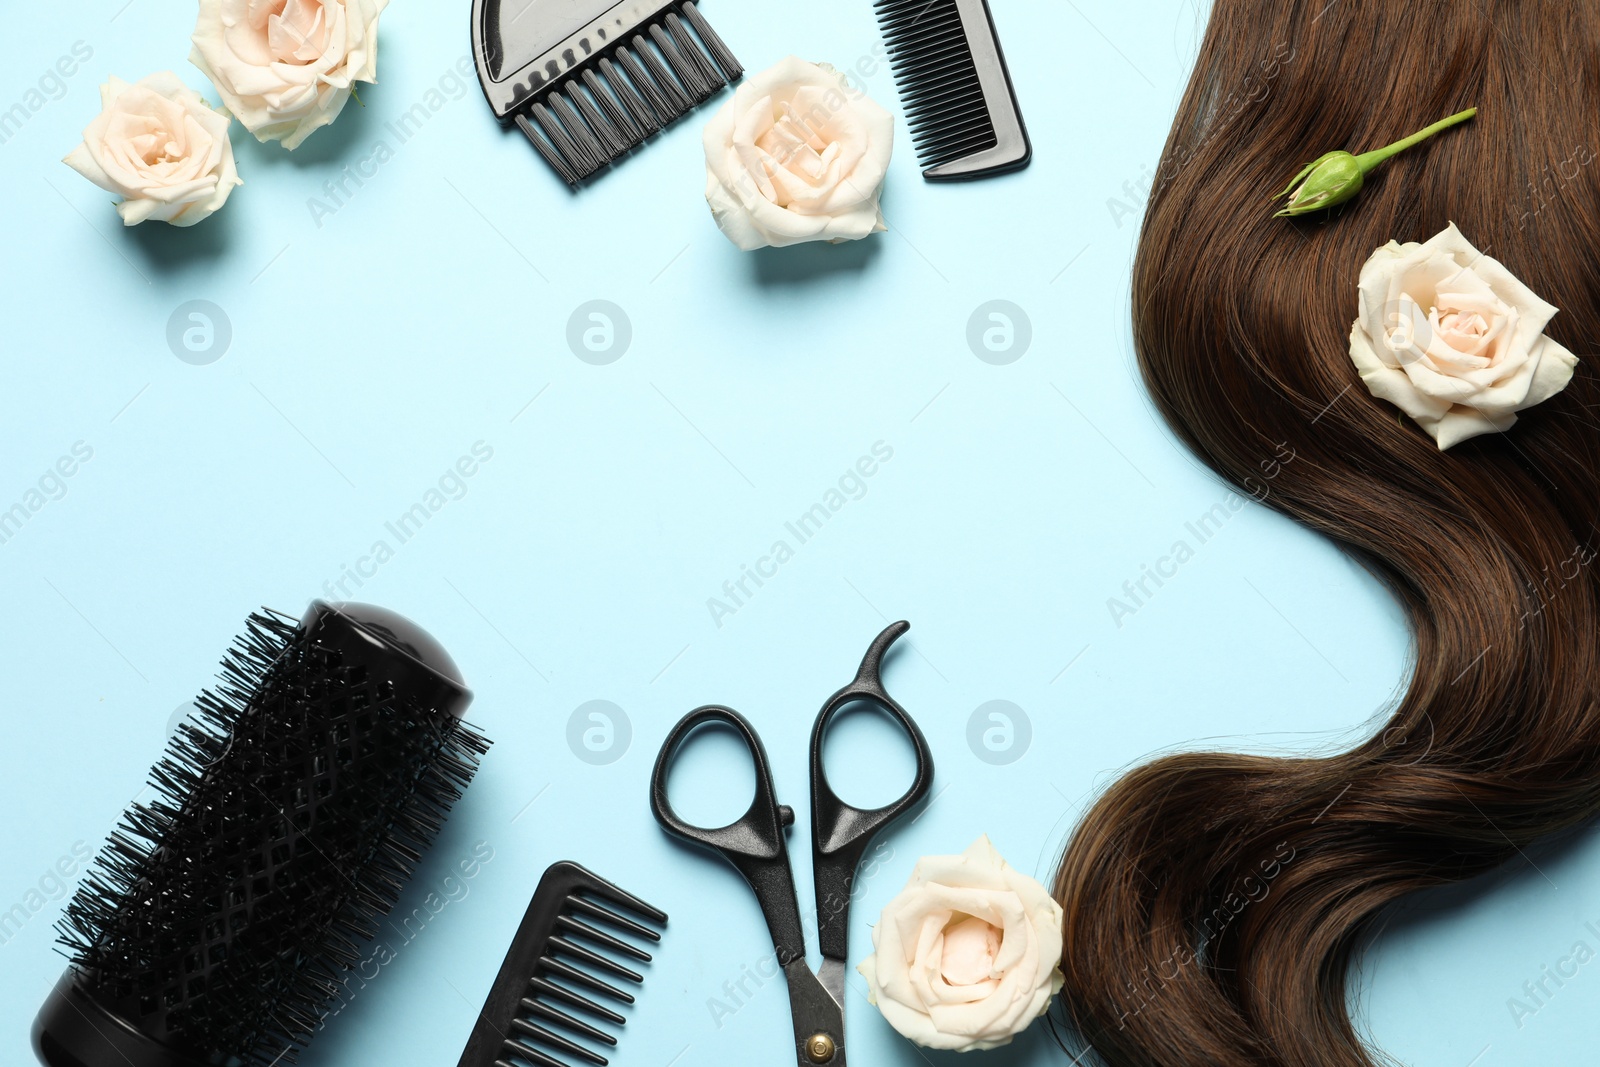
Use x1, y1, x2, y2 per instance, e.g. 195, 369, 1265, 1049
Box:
805, 1034, 837, 1062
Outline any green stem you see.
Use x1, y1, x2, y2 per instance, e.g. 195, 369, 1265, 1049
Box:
1354, 107, 1476, 172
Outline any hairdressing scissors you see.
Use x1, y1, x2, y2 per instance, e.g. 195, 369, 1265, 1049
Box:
649, 621, 935, 1066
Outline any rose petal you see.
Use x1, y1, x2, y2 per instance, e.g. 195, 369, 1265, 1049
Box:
940, 916, 1000, 985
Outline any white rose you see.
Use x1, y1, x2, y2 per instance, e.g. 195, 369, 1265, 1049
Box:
857, 835, 1064, 1052
703, 55, 892, 251
190, 0, 387, 150
1349, 222, 1578, 449
63, 73, 242, 227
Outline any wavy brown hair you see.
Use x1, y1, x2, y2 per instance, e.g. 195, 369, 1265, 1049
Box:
1052, 2, 1600, 1065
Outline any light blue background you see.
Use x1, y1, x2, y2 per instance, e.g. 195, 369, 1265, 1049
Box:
2, 1, 1596, 1065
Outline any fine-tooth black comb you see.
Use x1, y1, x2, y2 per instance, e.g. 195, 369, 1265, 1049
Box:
471, 0, 743, 185
457, 862, 667, 1067
32, 601, 490, 1067
875, 0, 1031, 180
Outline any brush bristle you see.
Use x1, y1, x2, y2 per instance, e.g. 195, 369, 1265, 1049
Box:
57, 608, 490, 1067
874, 0, 1000, 169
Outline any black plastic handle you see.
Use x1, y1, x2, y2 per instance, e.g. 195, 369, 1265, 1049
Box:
650, 705, 809, 967
810, 622, 935, 964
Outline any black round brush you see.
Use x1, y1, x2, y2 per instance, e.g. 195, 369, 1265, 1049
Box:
32, 600, 491, 1067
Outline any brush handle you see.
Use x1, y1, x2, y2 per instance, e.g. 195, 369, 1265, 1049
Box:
475, 0, 718, 115
33, 975, 217, 1067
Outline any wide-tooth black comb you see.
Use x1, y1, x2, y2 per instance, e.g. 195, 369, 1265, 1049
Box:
33, 601, 490, 1067
471, 0, 742, 185
458, 862, 667, 1067
875, 0, 1030, 180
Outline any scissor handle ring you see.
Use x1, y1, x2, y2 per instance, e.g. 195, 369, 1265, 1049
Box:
810, 688, 934, 842
809, 621, 935, 849
650, 705, 791, 861
649, 704, 812, 967
808, 622, 935, 963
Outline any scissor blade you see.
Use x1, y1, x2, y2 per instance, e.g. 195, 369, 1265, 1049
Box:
818, 956, 847, 1010
780, 958, 846, 1067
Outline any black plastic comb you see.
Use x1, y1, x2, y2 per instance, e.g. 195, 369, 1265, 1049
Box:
471, 0, 742, 185
32, 601, 491, 1067
458, 862, 667, 1067
875, 0, 1030, 180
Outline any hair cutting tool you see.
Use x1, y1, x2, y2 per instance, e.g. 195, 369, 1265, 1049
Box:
471, 0, 743, 185
33, 601, 489, 1067
874, 0, 1030, 180
649, 621, 934, 1066
456, 861, 667, 1067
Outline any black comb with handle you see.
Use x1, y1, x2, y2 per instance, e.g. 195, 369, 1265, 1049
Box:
875, 0, 1030, 180
458, 862, 667, 1067
472, 0, 743, 185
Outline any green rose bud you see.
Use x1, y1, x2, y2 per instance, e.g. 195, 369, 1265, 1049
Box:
1274, 108, 1477, 218
1277, 151, 1365, 216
